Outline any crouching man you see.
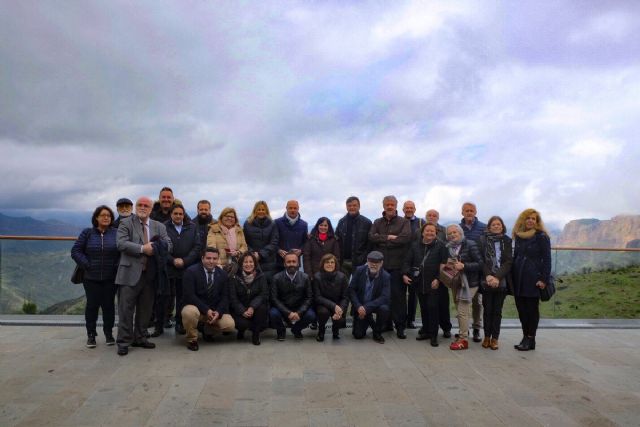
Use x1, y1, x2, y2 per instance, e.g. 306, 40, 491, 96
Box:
181, 247, 235, 351
348, 251, 391, 343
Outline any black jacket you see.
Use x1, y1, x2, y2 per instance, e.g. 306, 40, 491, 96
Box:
228, 271, 269, 315
270, 270, 312, 316
478, 233, 514, 293
313, 271, 349, 312
164, 220, 201, 278
369, 213, 412, 269
71, 227, 120, 282
182, 263, 229, 315
243, 217, 279, 273
335, 213, 372, 266
152, 238, 171, 296
348, 265, 390, 314
513, 232, 551, 298
402, 239, 448, 294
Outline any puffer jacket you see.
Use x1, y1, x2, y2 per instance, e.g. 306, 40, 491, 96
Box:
71, 227, 120, 282
228, 270, 269, 314
303, 235, 341, 278
206, 223, 248, 266
243, 217, 279, 273
447, 239, 483, 288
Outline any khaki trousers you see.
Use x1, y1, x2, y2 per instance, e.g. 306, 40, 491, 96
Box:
181, 304, 235, 342
455, 286, 479, 340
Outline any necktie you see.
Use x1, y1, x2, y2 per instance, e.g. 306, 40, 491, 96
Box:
206, 270, 214, 301
141, 221, 149, 270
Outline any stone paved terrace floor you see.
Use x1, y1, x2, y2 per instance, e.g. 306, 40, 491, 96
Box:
1, 325, 639, 427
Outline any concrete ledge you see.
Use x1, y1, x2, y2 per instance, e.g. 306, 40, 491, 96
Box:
1, 314, 639, 328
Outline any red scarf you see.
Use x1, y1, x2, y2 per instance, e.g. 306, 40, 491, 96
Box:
318, 232, 328, 242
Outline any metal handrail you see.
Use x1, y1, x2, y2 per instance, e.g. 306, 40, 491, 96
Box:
0, 235, 77, 241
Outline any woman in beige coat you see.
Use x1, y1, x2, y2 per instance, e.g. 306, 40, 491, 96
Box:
206, 207, 248, 273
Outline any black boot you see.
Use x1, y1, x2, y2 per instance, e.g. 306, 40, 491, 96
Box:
514, 336, 526, 349
316, 327, 325, 342
516, 336, 535, 351
332, 325, 340, 340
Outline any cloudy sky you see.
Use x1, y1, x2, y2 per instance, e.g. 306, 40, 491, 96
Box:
1, 0, 639, 229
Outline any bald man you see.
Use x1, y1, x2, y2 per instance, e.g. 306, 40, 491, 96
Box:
274, 200, 308, 272
115, 196, 172, 356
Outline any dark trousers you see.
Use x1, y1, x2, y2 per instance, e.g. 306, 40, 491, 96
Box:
83, 279, 117, 336
483, 291, 506, 339
269, 307, 317, 334
515, 296, 540, 337
155, 277, 183, 329
387, 268, 406, 331
233, 304, 268, 334
316, 305, 347, 331
117, 270, 155, 347
352, 305, 390, 338
417, 290, 439, 337
438, 285, 452, 333
407, 283, 417, 323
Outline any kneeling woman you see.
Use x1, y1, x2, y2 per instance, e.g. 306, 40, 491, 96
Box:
228, 252, 269, 345
445, 224, 483, 350
313, 254, 349, 341
478, 216, 513, 350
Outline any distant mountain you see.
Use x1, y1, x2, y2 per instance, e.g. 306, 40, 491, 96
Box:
556, 215, 640, 248
0, 212, 83, 237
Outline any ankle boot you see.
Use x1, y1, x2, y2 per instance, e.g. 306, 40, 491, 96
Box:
481, 337, 491, 348
489, 338, 499, 350
316, 328, 325, 342
251, 331, 260, 346
529, 336, 536, 350
516, 336, 534, 351
514, 336, 525, 349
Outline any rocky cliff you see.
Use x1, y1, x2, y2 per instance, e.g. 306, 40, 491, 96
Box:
556, 215, 640, 248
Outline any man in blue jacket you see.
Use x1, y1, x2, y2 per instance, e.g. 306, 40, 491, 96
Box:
348, 251, 391, 344
275, 200, 308, 272
459, 202, 487, 343
181, 247, 235, 351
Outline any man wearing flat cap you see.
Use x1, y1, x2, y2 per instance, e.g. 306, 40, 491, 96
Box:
348, 251, 391, 343
114, 198, 133, 229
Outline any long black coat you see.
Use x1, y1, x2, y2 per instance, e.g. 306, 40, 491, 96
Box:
513, 232, 551, 298
270, 270, 312, 316
303, 236, 341, 278
228, 271, 269, 315
243, 218, 279, 274
402, 239, 448, 294
164, 220, 201, 279
313, 271, 349, 313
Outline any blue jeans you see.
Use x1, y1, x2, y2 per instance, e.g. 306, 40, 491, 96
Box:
269, 307, 317, 334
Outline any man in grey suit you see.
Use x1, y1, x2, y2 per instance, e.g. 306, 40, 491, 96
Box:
115, 196, 172, 356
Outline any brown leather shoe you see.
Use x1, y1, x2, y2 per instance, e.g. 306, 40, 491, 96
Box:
481, 337, 490, 348
490, 338, 499, 350
187, 340, 199, 351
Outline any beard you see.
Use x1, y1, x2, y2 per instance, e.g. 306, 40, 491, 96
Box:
285, 266, 298, 275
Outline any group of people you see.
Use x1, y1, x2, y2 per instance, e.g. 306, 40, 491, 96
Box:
71, 187, 551, 355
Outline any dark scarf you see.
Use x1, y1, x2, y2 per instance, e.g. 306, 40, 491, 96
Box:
320, 270, 337, 282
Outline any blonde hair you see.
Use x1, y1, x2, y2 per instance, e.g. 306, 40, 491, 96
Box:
218, 207, 239, 226
246, 200, 271, 224
512, 208, 548, 237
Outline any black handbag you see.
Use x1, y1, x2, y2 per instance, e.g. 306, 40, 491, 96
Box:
539, 274, 556, 301
71, 265, 84, 284
71, 228, 90, 284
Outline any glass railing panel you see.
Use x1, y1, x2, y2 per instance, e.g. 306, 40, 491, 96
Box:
0, 237, 83, 314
